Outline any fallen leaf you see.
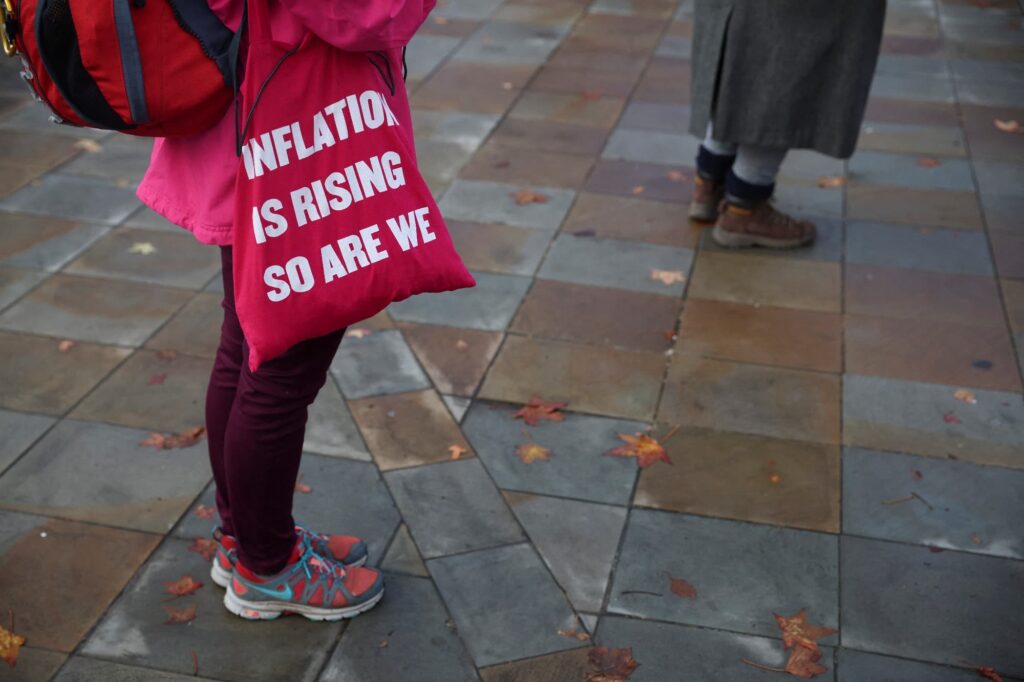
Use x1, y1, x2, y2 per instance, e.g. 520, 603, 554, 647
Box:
433, 15, 449, 25
187, 537, 218, 561
669, 577, 697, 600
580, 89, 603, 101
379, 638, 389, 648
449, 444, 467, 460
164, 575, 203, 599
608, 432, 672, 469
156, 349, 178, 362
943, 411, 961, 424
74, 138, 103, 153
516, 442, 552, 464
773, 609, 837, 652
164, 603, 197, 625
587, 646, 639, 682
662, 329, 677, 342
978, 666, 1005, 681
58, 339, 77, 353
295, 481, 312, 494
147, 372, 168, 386
129, 241, 157, 255
994, 119, 1023, 134
194, 505, 215, 520
511, 189, 549, 206
348, 328, 373, 339
513, 396, 567, 426
501, 81, 513, 91
650, 269, 685, 286
666, 170, 687, 183
768, 472, 782, 485
140, 426, 206, 450
558, 628, 591, 641
971, 533, 983, 545
492, 159, 511, 169
455, 339, 470, 351
631, 185, 645, 195
785, 646, 828, 679
954, 388, 977, 404
911, 469, 923, 481
0, 622, 25, 667
816, 175, 846, 189
916, 157, 942, 168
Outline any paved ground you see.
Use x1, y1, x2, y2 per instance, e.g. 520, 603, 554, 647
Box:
1, 0, 1023, 680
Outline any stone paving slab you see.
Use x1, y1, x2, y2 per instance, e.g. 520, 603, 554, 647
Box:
608, 510, 839, 638
82, 538, 343, 682
0, 174, 141, 226
0, 514, 160, 652
0, 408, 54, 473
842, 446, 1024, 559
0, 213, 110, 272
0, 419, 210, 533
386, 459, 524, 558
319, 573, 478, 682
462, 400, 642, 506
841, 535, 1024, 677
428, 542, 582, 667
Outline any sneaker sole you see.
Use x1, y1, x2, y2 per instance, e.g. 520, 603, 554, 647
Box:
712, 223, 814, 249
223, 585, 384, 621
210, 555, 368, 589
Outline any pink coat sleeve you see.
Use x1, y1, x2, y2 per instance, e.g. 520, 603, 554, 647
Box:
277, 0, 436, 51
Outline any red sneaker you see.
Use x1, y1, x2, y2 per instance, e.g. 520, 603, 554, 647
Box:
224, 537, 383, 621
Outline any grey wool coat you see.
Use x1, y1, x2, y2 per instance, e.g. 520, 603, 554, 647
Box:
689, 0, 887, 159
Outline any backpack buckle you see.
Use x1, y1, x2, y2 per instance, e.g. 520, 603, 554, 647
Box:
1, 0, 17, 57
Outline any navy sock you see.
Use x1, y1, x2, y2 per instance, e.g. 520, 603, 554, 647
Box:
696, 145, 736, 183
725, 168, 774, 204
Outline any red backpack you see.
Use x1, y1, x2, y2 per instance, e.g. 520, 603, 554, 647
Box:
1, 0, 237, 137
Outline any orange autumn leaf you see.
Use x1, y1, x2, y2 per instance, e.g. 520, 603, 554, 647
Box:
187, 537, 218, 561
650, 269, 685, 286
58, 339, 77, 353
164, 575, 204, 599
587, 646, 639, 682
164, 603, 197, 625
669, 577, 697, 600
768, 472, 782, 485
978, 666, 1004, 681
516, 442, 552, 464
666, 170, 687, 183
816, 175, 846, 188
140, 426, 206, 450
608, 433, 672, 469
156, 349, 178, 362
0, 623, 25, 667
449, 444, 468, 460
295, 481, 312, 494
954, 388, 977, 404
773, 609, 837, 651
916, 157, 942, 168
557, 628, 591, 641
147, 372, 168, 386
631, 185, 645, 195
194, 505, 215, 520
433, 15, 449, 25
511, 189, 549, 206
785, 646, 828, 679
513, 396, 567, 426
993, 119, 1023, 134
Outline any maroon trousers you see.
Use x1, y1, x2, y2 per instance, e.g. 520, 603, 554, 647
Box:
206, 246, 345, 575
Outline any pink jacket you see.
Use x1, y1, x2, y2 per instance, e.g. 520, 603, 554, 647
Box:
136, 0, 434, 246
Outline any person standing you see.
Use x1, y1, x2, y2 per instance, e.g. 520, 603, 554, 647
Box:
687, 0, 887, 248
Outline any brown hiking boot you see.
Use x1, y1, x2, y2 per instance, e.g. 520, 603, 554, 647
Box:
688, 175, 725, 222
712, 200, 816, 249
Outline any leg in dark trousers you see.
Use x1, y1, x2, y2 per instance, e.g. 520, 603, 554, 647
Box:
205, 245, 345, 576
